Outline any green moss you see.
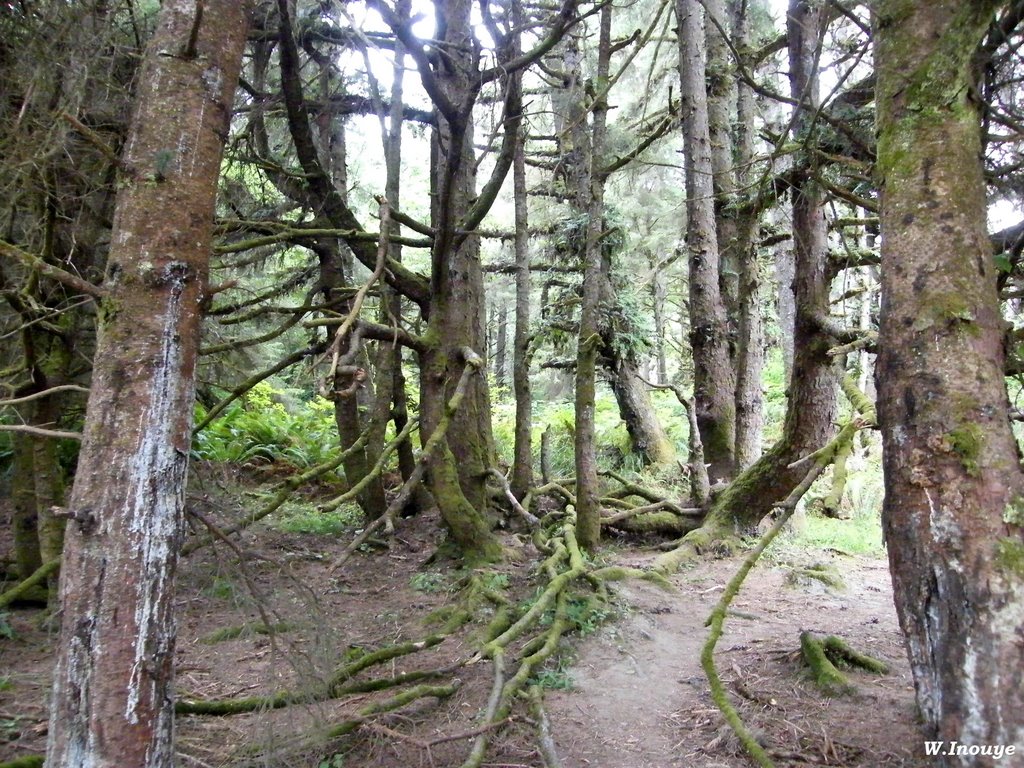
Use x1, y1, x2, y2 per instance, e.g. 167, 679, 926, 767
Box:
947, 423, 984, 477
1004, 495, 1024, 527
994, 537, 1024, 579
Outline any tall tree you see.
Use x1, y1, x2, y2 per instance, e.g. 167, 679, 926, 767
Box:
45, 2, 253, 765
875, 0, 1024, 752
678, 0, 737, 482
655, 0, 840, 571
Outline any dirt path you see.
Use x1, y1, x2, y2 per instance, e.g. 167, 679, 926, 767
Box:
1, 510, 929, 767
546, 550, 928, 767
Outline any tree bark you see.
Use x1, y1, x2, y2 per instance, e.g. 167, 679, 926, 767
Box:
511, 122, 534, 499
45, 3, 252, 766
574, 3, 612, 549
728, 0, 765, 470
678, 0, 737, 483
875, 0, 1024, 754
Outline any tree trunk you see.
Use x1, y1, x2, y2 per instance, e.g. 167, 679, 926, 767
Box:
574, 3, 612, 550
494, 303, 508, 389
607, 355, 676, 466
417, 0, 505, 561
46, 3, 251, 765
729, 0, 765, 470
678, 0, 737, 483
875, 0, 1024, 753
511, 124, 534, 499
11, 430, 42, 579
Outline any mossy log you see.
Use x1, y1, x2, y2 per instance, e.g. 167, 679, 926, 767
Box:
200, 620, 299, 644
607, 509, 703, 536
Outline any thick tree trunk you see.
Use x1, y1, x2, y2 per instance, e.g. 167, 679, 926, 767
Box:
45, 3, 251, 766
875, 0, 1024, 754
419, 0, 503, 561
678, 0, 737, 483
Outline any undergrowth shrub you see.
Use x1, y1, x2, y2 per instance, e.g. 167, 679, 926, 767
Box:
192, 381, 337, 469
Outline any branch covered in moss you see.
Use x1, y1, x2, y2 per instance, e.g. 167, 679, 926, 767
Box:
0, 558, 59, 610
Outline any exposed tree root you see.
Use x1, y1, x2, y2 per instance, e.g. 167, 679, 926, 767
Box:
0, 558, 59, 610
320, 682, 460, 740
455, 506, 663, 768
176, 634, 448, 715
700, 420, 867, 768
527, 684, 565, 768
800, 631, 889, 697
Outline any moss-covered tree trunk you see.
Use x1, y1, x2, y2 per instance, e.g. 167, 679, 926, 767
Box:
874, 0, 1024, 753
45, 3, 252, 765
414, 0, 508, 562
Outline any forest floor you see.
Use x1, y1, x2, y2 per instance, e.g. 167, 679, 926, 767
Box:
0, 475, 930, 768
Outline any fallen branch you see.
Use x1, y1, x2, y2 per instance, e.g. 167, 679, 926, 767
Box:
487, 468, 540, 526
176, 635, 447, 715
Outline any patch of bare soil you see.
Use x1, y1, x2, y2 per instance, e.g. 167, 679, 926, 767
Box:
1, 499, 927, 768
545, 549, 926, 768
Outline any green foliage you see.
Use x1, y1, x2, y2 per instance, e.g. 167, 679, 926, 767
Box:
531, 665, 575, 690
0, 675, 12, 692
761, 350, 789, 445
410, 571, 449, 594
566, 595, 612, 635
317, 754, 346, 768
192, 383, 338, 469
203, 576, 240, 601
272, 501, 360, 535
491, 389, 690, 477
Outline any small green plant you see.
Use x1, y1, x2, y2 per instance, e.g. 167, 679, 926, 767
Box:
203, 576, 240, 601
531, 664, 574, 690
0, 675, 13, 692
566, 595, 612, 635
318, 753, 345, 768
272, 501, 360, 535
410, 571, 449, 593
